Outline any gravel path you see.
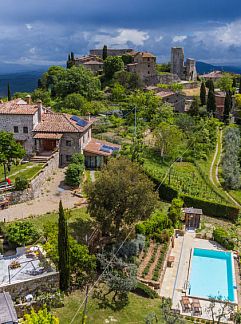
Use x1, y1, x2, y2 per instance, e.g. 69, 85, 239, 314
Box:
0, 168, 84, 222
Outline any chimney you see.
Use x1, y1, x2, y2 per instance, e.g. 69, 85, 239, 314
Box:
25, 95, 32, 104
36, 99, 43, 122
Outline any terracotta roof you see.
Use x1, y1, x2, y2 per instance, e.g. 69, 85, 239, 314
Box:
0, 99, 39, 115
33, 133, 63, 140
202, 71, 223, 78
135, 52, 156, 58
34, 113, 93, 133
84, 138, 120, 156
83, 60, 104, 65
156, 90, 175, 98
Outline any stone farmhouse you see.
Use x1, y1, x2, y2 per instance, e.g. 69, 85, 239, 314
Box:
201, 70, 223, 82
0, 96, 119, 168
70, 54, 104, 75
70, 48, 158, 85
171, 47, 197, 81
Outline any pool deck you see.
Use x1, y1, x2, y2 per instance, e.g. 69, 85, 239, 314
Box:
160, 232, 239, 322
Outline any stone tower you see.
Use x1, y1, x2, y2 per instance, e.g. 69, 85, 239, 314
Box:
171, 47, 184, 79
185, 58, 197, 81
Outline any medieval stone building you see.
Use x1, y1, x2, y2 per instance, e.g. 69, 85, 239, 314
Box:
171, 47, 197, 81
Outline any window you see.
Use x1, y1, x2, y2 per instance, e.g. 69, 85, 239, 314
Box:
148, 71, 150, 74
66, 155, 72, 162
23, 127, 28, 134
148, 64, 150, 68
14, 126, 19, 133
66, 140, 72, 147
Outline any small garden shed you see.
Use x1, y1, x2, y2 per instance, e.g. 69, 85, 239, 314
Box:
183, 207, 202, 229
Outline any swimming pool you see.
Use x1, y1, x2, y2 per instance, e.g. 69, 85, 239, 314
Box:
189, 248, 235, 302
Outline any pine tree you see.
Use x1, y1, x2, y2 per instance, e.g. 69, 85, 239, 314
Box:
102, 45, 108, 60
58, 200, 70, 292
200, 82, 206, 106
206, 89, 216, 116
7, 83, 11, 101
223, 91, 232, 124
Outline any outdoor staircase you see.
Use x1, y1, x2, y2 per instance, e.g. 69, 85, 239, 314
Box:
30, 155, 50, 164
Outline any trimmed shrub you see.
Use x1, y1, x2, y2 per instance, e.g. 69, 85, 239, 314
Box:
133, 282, 159, 299
15, 176, 29, 190
65, 163, 84, 187
213, 227, 235, 250
6, 221, 39, 247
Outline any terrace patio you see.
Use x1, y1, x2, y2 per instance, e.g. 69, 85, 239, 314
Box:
159, 232, 239, 323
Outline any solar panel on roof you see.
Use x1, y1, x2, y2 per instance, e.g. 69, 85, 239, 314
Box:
100, 146, 112, 153
70, 115, 79, 122
77, 119, 88, 127
102, 144, 119, 151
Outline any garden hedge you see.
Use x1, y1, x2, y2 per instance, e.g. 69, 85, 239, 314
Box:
133, 282, 159, 299
146, 172, 239, 221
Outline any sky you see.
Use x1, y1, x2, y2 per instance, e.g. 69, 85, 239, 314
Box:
1, 0, 241, 71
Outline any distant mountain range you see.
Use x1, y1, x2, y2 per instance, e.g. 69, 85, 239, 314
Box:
0, 61, 241, 97
196, 61, 241, 75
0, 70, 45, 97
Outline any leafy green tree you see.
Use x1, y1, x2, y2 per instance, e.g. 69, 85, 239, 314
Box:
154, 122, 184, 159
232, 77, 237, 89
13, 92, 30, 99
121, 54, 133, 65
6, 221, 39, 247
85, 157, 159, 238
31, 88, 52, 106
113, 70, 143, 90
168, 198, 183, 228
103, 56, 124, 80
207, 89, 216, 115
22, 307, 59, 324
200, 81, 206, 106
70, 152, 85, 165
217, 73, 234, 92
111, 83, 126, 101
188, 97, 200, 116
0, 131, 25, 180
102, 45, 108, 60
223, 91, 232, 123
98, 253, 137, 303
55, 66, 101, 99
7, 83, 11, 101
156, 63, 171, 73
39, 66, 65, 95
58, 201, 70, 292
62, 93, 87, 112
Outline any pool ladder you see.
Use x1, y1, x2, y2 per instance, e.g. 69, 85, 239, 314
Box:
183, 280, 191, 294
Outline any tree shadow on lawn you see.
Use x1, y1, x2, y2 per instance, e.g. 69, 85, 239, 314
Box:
92, 288, 129, 312
68, 218, 96, 245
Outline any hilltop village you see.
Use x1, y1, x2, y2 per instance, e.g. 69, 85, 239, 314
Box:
1, 46, 241, 323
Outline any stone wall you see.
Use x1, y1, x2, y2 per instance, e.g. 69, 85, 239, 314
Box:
0, 272, 59, 299
7, 151, 60, 205
30, 151, 59, 198
89, 48, 133, 57
158, 73, 180, 84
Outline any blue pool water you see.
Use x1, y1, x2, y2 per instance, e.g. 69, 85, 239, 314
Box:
189, 248, 235, 301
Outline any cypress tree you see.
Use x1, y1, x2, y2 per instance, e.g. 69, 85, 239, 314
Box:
7, 83, 11, 101
239, 76, 241, 94
200, 82, 206, 106
206, 79, 214, 92
206, 89, 216, 116
223, 91, 232, 124
102, 45, 108, 60
189, 97, 200, 116
58, 200, 70, 292
70, 52, 74, 61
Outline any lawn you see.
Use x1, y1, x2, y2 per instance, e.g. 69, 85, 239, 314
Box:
53, 289, 162, 324
0, 162, 44, 182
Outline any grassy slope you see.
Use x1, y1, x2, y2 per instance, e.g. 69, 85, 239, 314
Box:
53, 290, 162, 324
0, 162, 44, 182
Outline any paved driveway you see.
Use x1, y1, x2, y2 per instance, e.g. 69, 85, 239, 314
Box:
0, 168, 84, 222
